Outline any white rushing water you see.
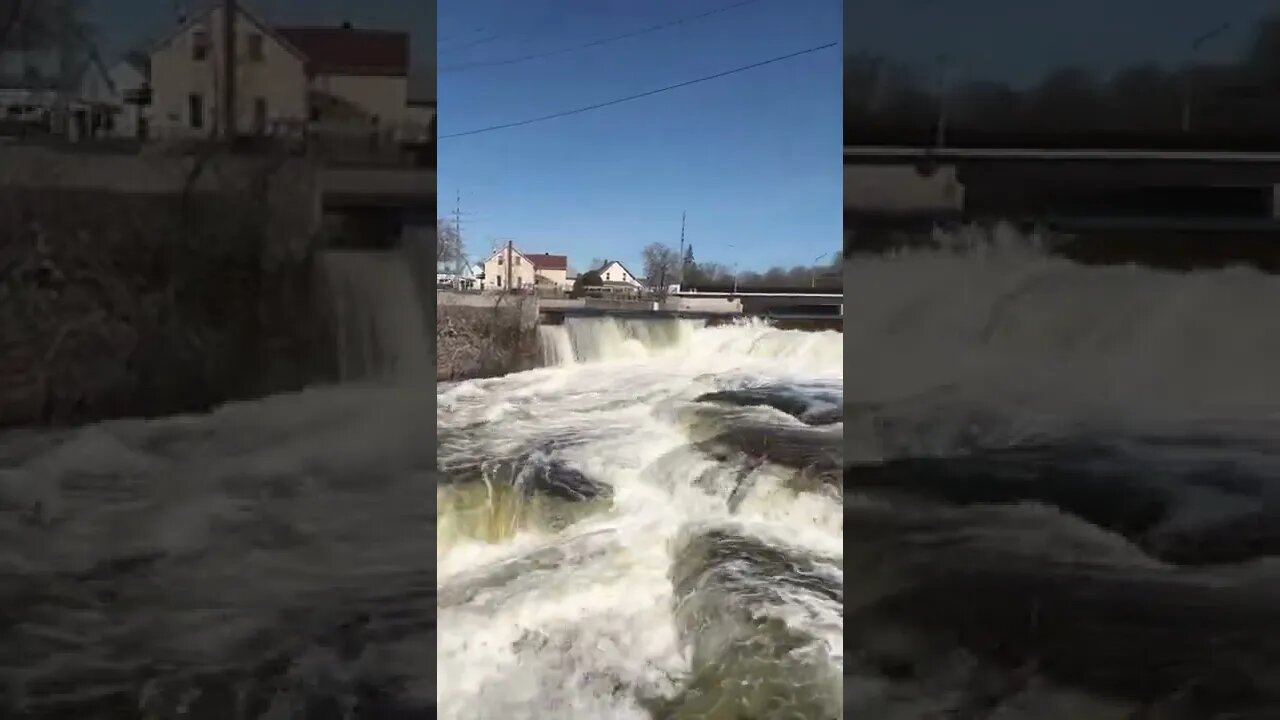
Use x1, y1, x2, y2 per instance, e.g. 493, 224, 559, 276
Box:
840, 229, 1280, 718
843, 226, 1280, 462
437, 317, 844, 719
1, 248, 442, 717
321, 249, 433, 382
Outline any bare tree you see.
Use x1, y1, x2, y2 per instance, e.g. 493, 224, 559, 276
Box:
641, 242, 679, 293
437, 219, 465, 272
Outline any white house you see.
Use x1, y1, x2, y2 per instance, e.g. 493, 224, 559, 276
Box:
71, 54, 151, 140
595, 260, 643, 295
106, 57, 149, 139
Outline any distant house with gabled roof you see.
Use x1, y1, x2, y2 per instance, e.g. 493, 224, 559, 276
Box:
275, 24, 412, 132
595, 259, 643, 295
145, 3, 416, 141
480, 247, 575, 292
148, 2, 309, 138
526, 253, 570, 290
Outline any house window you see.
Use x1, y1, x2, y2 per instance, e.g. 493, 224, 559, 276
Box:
515, 256, 521, 265
188, 93, 203, 129
497, 256, 503, 265
497, 276, 503, 287
606, 272, 611, 280
193, 31, 209, 61
247, 33, 264, 61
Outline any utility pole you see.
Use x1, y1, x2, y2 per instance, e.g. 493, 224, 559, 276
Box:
449, 190, 478, 278
1182, 22, 1230, 133
933, 52, 950, 149
54, 0, 75, 140
452, 190, 464, 274
453, 190, 463, 244
677, 210, 686, 291
223, 0, 237, 139
506, 239, 513, 293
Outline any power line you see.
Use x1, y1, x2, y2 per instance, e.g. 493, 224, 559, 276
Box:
438, 2, 579, 56
440, 0, 766, 72
439, 40, 838, 140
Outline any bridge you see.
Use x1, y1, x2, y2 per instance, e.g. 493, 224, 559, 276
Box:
844, 143, 1280, 268
533, 288, 843, 330
844, 146, 1280, 233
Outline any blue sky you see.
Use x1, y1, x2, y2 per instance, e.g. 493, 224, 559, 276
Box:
847, 0, 1272, 87
437, 0, 842, 276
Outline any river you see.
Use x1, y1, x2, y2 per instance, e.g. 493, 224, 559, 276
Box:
438, 317, 844, 718
841, 231, 1280, 717
1, 248, 844, 719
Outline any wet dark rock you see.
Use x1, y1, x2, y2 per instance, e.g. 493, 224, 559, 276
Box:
801, 405, 843, 425
697, 426, 842, 479
657, 528, 842, 718
696, 389, 812, 419
846, 446, 1174, 542
696, 387, 842, 426
443, 455, 612, 503
517, 460, 612, 502
858, 568, 1280, 712
841, 500, 1280, 715
845, 443, 1280, 568
1153, 512, 1280, 566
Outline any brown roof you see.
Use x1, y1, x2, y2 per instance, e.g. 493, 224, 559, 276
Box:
274, 27, 409, 77
526, 253, 568, 271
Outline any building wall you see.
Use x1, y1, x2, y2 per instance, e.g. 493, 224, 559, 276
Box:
844, 164, 965, 214
106, 63, 146, 138
482, 250, 537, 291
535, 267, 567, 289
313, 73, 408, 125
600, 261, 640, 287
150, 7, 307, 139
406, 103, 434, 126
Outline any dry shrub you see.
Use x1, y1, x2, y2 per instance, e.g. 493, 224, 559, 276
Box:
436, 294, 538, 381
0, 172, 329, 429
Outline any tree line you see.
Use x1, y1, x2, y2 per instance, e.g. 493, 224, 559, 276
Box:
636, 242, 840, 292
846, 14, 1280, 137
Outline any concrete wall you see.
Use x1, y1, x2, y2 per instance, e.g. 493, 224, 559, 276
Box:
670, 296, 742, 314
845, 164, 964, 214
150, 7, 308, 138
313, 73, 409, 125
0, 170, 332, 428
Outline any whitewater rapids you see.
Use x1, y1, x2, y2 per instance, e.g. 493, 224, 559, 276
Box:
841, 231, 1280, 718
437, 317, 844, 719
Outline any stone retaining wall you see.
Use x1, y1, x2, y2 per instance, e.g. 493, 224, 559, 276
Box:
0, 156, 333, 429
436, 295, 539, 381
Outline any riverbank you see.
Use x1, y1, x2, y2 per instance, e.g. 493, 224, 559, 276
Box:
436, 294, 539, 381
0, 175, 333, 430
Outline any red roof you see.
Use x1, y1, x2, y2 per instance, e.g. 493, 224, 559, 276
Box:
526, 253, 568, 271
274, 27, 409, 77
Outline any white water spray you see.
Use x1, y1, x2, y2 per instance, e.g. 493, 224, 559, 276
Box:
439, 317, 843, 719
320, 249, 432, 382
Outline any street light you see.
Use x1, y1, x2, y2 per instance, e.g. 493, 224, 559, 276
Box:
1182, 22, 1231, 133
810, 251, 833, 288
725, 244, 739, 295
